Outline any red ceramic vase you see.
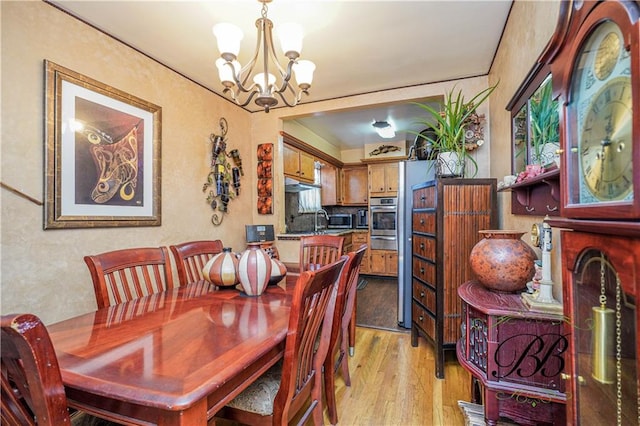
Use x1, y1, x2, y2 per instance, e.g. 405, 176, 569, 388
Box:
202, 247, 239, 287
238, 243, 272, 296
469, 230, 536, 293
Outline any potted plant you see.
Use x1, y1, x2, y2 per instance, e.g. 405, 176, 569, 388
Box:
529, 77, 559, 167
410, 83, 498, 177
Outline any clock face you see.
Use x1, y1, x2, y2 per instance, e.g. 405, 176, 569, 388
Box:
580, 77, 633, 201
569, 20, 634, 205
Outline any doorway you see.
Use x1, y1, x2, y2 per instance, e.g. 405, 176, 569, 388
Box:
355, 276, 407, 332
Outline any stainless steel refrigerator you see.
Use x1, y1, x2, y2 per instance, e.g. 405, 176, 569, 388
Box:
397, 160, 435, 328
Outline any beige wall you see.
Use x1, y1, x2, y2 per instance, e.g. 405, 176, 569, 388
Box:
489, 0, 562, 295
1, 0, 563, 324
1, 1, 253, 323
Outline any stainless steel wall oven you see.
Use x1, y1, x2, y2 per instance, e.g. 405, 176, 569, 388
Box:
370, 197, 397, 250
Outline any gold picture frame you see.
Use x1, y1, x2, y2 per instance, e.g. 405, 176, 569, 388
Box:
44, 60, 162, 229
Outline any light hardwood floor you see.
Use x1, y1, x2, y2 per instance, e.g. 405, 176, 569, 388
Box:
324, 326, 472, 425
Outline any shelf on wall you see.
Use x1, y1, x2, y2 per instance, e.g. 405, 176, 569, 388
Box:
498, 168, 560, 216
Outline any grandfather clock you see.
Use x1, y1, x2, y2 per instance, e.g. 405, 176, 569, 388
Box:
545, 0, 640, 424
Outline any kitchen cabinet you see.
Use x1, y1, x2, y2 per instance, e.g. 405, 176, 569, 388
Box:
341, 165, 368, 205
411, 178, 497, 379
320, 163, 341, 206
457, 281, 567, 425
283, 143, 315, 183
368, 162, 398, 197
342, 232, 353, 254
368, 249, 397, 277
352, 232, 369, 274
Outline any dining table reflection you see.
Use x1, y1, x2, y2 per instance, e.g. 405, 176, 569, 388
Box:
48, 281, 293, 425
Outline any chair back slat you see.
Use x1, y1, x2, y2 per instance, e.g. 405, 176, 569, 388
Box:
299, 235, 344, 272
84, 247, 174, 309
1, 313, 71, 426
169, 240, 224, 285
273, 257, 346, 424
324, 244, 368, 424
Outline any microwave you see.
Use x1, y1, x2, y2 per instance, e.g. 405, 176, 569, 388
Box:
327, 214, 354, 229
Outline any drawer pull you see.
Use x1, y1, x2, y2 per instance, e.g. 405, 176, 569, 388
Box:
420, 219, 425, 225
420, 267, 425, 274
419, 315, 424, 322
420, 196, 425, 201
420, 291, 425, 298
420, 243, 425, 249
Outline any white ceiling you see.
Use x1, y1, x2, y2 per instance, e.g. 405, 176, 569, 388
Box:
48, 0, 513, 150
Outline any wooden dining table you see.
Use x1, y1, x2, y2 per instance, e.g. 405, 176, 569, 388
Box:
47, 281, 294, 425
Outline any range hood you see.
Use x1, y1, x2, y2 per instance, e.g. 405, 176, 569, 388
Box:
284, 177, 321, 193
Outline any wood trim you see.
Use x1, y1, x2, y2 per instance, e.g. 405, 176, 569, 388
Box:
280, 132, 343, 168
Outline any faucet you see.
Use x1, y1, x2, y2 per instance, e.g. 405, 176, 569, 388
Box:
314, 209, 329, 233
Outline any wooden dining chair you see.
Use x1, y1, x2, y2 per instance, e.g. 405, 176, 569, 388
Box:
84, 246, 174, 309
1, 313, 114, 426
215, 256, 347, 426
169, 239, 224, 285
324, 244, 367, 425
299, 234, 344, 272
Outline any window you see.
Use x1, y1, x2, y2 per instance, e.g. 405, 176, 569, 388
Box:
298, 162, 322, 213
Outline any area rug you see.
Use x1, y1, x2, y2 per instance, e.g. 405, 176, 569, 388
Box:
355, 276, 409, 332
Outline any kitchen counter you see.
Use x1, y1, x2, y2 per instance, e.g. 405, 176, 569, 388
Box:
277, 229, 368, 241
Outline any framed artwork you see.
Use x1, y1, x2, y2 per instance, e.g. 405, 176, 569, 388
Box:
44, 60, 162, 229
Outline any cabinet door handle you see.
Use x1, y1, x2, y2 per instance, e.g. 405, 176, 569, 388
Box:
420, 291, 425, 298
420, 243, 425, 249
420, 219, 425, 225
420, 196, 425, 201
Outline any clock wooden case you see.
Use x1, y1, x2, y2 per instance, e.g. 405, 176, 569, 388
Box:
551, 0, 640, 220
543, 1, 640, 425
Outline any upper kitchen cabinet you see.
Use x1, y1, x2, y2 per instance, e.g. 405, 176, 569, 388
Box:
368, 162, 399, 197
505, 63, 561, 216
284, 143, 315, 183
342, 165, 368, 205
321, 163, 341, 206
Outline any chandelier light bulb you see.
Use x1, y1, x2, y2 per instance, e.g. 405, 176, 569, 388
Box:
253, 72, 276, 92
215, 58, 240, 87
293, 60, 315, 89
277, 23, 303, 59
213, 23, 243, 61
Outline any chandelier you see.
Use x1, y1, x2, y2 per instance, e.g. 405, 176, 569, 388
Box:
213, 0, 315, 113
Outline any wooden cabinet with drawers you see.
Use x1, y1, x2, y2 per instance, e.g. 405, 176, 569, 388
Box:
410, 178, 497, 379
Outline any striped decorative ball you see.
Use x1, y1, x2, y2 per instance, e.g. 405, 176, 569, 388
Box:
268, 257, 287, 286
237, 243, 272, 296
202, 247, 239, 287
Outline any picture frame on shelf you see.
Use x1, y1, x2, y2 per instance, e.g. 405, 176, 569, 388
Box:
44, 60, 162, 229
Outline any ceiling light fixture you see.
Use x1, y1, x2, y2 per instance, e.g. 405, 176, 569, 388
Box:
372, 120, 396, 139
213, 0, 315, 113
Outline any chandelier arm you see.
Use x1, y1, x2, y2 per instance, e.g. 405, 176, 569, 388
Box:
264, 20, 291, 81
223, 86, 260, 108
275, 87, 307, 108
273, 60, 296, 94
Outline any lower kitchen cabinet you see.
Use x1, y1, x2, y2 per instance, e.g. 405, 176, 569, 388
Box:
352, 232, 370, 274
369, 249, 397, 277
